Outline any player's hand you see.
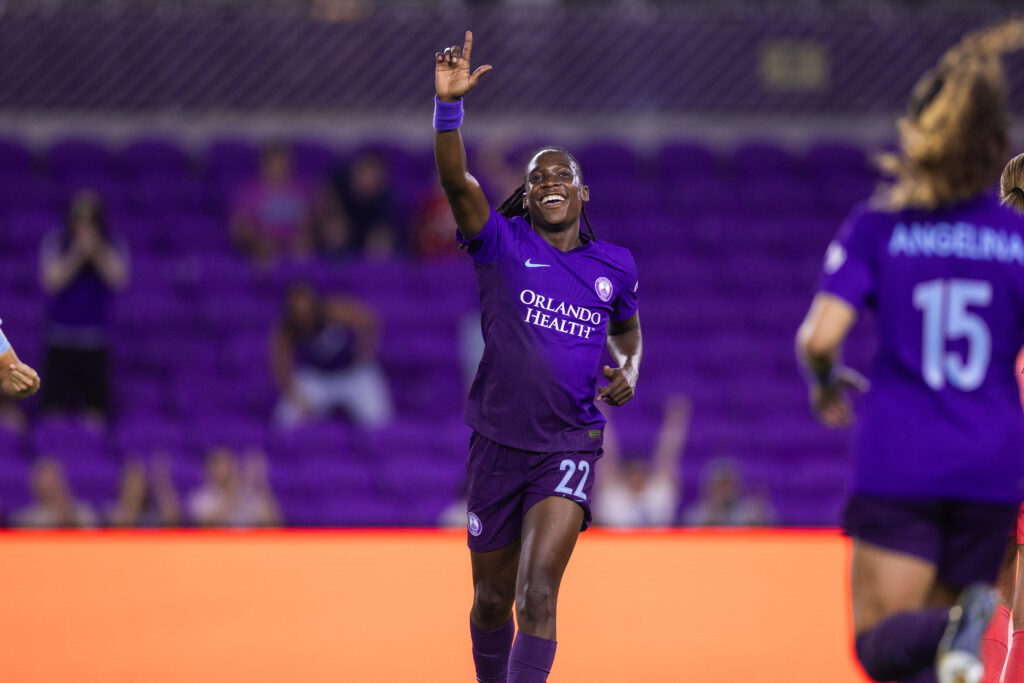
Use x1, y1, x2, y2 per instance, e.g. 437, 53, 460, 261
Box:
598, 364, 637, 407
809, 366, 868, 428
2, 362, 40, 399
435, 31, 492, 103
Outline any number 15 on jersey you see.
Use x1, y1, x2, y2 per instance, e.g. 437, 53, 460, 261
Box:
913, 278, 993, 391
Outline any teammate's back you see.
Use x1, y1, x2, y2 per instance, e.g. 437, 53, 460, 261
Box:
823, 193, 1024, 501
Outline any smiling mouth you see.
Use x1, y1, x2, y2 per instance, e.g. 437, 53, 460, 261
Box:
541, 194, 566, 206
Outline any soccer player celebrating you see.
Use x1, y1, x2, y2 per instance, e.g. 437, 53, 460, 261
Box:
434, 31, 641, 683
797, 21, 1024, 683
0, 323, 41, 399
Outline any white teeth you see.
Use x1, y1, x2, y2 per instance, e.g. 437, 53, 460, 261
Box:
542, 194, 565, 205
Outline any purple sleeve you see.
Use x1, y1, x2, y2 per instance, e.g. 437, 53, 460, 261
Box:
612, 252, 639, 322
818, 206, 876, 310
456, 209, 515, 265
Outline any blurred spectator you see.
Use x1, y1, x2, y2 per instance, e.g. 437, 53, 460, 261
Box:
682, 458, 776, 527
231, 142, 315, 265
13, 458, 97, 529
108, 457, 181, 527
188, 447, 280, 527
413, 186, 462, 259
271, 280, 393, 429
39, 191, 129, 425
0, 397, 28, 433
324, 152, 399, 258
594, 395, 690, 528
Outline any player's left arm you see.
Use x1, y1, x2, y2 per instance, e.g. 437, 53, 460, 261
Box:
796, 293, 869, 427
0, 345, 41, 400
600, 312, 641, 407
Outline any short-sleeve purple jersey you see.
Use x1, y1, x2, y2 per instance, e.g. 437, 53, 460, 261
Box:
459, 209, 639, 453
820, 194, 1024, 503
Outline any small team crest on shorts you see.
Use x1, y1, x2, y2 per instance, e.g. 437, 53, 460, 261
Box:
468, 512, 483, 537
595, 277, 613, 302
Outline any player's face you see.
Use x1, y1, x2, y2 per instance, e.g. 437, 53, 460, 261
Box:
523, 151, 589, 231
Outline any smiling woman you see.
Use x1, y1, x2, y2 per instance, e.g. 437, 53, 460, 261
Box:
433, 30, 643, 683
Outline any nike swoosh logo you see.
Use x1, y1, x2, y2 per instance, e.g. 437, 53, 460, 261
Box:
525, 259, 550, 268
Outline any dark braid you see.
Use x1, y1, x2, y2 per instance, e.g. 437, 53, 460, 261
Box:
496, 183, 528, 221
496, 147, 597, 242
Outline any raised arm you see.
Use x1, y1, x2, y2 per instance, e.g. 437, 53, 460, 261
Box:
796, 293, 868, 428
434, 31, 493, 239
651, 395, 691, 479
599, 312, 642, 407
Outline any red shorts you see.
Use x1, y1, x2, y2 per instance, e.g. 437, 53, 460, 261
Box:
1015, 501, 1024, 545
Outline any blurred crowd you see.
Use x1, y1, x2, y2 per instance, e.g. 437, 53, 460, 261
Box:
0, 139, 776, 530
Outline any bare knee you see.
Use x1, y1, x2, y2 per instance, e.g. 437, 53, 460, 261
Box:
516, 578, 557, 634
473, 580, 515, 629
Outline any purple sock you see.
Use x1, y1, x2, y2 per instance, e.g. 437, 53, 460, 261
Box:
508, 632, 557, 683
898, 668, 938, 683
854, 608, 948, 682
470, 617, 514, 683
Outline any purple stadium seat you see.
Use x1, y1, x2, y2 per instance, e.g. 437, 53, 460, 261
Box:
115, 378, 171, 419
61, 173, 129, 210
48, 138, 118, 179
575, 141, 640, 180
272, 421, 352, 459
0, 425, 27, 459
731, 141, 803, 180
657, 140, 720, 178
121, 137, 192, 177
290, 138, 340, 179
204, 137, 260, 180
0, 448, 32, 513
115, 417, 187, 456
377, 455, 462, 499
805, 139, 870, 177
58, 456, 121, 509
32, 417, 110, 460
0, 137, 36, 176
192, 416, 269, 454
134, 174, 210, 214
0, 182, 62, 221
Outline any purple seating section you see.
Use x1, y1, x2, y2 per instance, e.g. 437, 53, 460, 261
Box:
0, 134, 883, 527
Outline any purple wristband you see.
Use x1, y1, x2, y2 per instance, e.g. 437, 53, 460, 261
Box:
434, 96, 464, 131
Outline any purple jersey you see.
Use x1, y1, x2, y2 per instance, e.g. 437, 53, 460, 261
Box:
820, 194, 1024, 503
458, 209, 639, 453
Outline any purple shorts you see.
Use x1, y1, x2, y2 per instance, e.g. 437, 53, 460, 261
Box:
465, 431, 601, 553
842, 495, 1018, 589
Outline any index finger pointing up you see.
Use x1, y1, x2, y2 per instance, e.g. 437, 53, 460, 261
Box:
463, 30, 473, 62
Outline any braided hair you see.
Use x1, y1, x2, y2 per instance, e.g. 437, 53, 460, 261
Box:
496, 147, 596, 242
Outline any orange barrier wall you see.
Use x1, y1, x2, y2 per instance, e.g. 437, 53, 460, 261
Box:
0, 529, 868, 683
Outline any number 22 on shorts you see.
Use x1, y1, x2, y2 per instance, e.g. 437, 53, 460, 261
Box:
554, 459, 590, 500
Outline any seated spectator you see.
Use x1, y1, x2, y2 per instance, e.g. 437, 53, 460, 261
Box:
594, 395, 690, 528
325, 151, 399, 258
271, 280, 393, 429
0, 397, 28, 433
188, 447, 280, 527
231, 142, 314, 265
108, 456, 181, 528
13, 458, 97, 529
682, 458, 776, 527
39, 191, 129, 425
